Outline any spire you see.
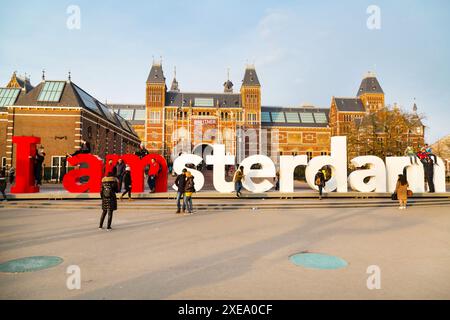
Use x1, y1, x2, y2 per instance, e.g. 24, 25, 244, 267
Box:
146, 60, 165, 84
357, 71, 383, 96
68, 70, 72, 82
170, 66, 180, 92
242, 64, 260, 87
413, 98, 418, 113
223, 67, 234, 93
42, 69, 46, 81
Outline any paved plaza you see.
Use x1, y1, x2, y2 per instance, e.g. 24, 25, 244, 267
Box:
0, 199, 449, 300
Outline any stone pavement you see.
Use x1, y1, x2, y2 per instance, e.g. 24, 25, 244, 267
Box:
0, 201, 449, 299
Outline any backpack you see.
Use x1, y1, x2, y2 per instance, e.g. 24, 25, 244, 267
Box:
315, 174, 322, 186
103, 184, 113, 198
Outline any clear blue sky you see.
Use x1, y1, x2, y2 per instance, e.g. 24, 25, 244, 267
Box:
1, 0, 449, 143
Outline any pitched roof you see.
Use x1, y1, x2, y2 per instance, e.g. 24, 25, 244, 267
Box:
165, 91, 241, 108
261, 106, 330, 128
334, 97, 366, 112
12, 80, 138, 137
242, 66, 260, 86
147, 63, 166, 84
357, 75, 384, 96
15, 76, 34, 92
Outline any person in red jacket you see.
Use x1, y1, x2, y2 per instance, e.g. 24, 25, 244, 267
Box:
147, 158, 160, 193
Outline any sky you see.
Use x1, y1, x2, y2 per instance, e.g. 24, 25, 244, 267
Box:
1, 0, 449, 143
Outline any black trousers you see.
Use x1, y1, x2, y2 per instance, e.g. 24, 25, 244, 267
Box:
121, 187, 131, 199
426, 175, 435, 193
99, 209, 114, 229
318, 185, 323, 197
1, 189, 6, 200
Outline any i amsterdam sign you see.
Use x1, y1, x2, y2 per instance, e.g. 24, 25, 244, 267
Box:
11, 136, 446, 194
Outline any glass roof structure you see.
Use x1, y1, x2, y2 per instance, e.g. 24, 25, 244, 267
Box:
37, 81, 65, 102
0, 88, 20, 107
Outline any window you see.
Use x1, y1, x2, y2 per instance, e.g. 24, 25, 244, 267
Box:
0, 88, 20, 107
74, 85, 100, 113
299, 113, 314, 123
271, 112, 285, 122
149, 111, 160, 123
285, 112, 300, 123
247, 113, 257, 124
314, 113, 328, 123
51, 156, 67, 182
261, 112, 271, 122
1, 157, 6, 168
195, 98, 214, 107
306, 152, 313, 161
38, 81, 65, 102
119, 109, 134, 120
134, 109, 146, 120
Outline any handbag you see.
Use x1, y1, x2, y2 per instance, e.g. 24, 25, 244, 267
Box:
407, 190, 413, 197
391, 193, 398, 200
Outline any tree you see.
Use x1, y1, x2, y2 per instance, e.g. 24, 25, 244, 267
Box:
347, 105, 425, 160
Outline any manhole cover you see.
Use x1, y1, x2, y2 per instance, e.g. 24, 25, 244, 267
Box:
0, 256, 63, 273
289, 252, 347, 270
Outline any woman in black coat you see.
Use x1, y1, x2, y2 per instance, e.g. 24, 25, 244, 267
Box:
99, 172, 119, 230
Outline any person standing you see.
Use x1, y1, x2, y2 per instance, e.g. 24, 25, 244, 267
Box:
314, 169, 326, 200
424, 157, 435, 193
175, 168, 187, 214
147, 158, 160, 193
395, 174, 409, 210
34, 147, 45, 186
233, 166, 244, 198
115, 158, 126, 192
0, 168, 7, 201
274, 170, 280, 191
120, 166, 132, 201
184, 171, 195, 214
99, 172, 119, 230
8, 167, 15, 185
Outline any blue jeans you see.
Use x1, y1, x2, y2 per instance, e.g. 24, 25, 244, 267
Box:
185, 196, 193, 212
235, 181, 242, 193
176, 191, 185, 211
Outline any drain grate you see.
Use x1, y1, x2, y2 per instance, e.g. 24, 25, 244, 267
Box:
0, 256, 63, 273
289, 252, 347, 270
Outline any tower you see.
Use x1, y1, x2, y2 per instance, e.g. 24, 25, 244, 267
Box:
357, 71, 385, 112
145, 61, 166, 153
240, 65, 261, 155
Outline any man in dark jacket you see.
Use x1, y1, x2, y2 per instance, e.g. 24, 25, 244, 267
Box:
115, 158, 126, 192
120, 166, 132, 201
424, 157, 435, 193
135, 143, 149, 159
34, 147, 45, 186
314, 169, 326, 200
175, 169, 187, 214
99, 172, 119, 230
0, 168, 7, 201
68, 139, 91, 157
